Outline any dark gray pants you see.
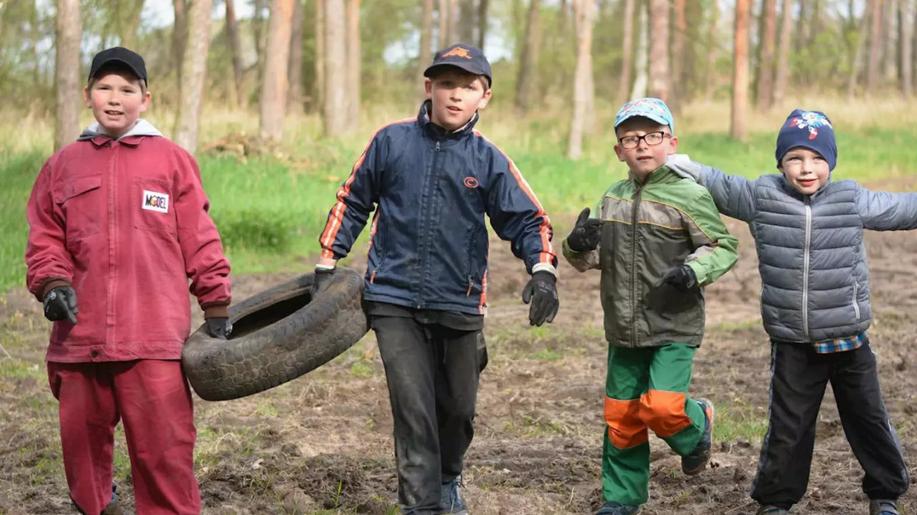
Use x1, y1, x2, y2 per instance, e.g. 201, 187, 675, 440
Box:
751, 339, 909, 509
372, 315, 487, 514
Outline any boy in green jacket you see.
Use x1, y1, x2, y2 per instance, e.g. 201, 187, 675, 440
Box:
563, 98, 738, 515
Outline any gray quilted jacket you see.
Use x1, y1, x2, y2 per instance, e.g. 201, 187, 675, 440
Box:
696, 165, 917, 342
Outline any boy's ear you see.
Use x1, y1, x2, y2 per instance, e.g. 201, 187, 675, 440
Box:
666, 135, 678, 154
613, 143, 625, 162
424, 78, 433, 99
478, 88, 492, 109
82, 86, 91, 107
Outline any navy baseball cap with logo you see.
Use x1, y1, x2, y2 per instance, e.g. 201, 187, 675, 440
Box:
88, 47, 148, 84
424, 43, 492, 87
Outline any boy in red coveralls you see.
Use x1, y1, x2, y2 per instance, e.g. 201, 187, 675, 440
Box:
25, 47, 232, 514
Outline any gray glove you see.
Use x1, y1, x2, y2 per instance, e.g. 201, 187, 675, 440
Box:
666, 154, 702, 181
206, 317, 233, 339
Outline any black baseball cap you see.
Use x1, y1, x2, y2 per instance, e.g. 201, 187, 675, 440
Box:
88, 47, 148, 84
424, 43, 492, 87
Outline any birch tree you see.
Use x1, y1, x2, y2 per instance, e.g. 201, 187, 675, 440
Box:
616, 0, 635, 105
756, 0, 777, 110
259, 0, 294, 142
225, 0, 246, 107
567, 0, 594, 160
323, 0, 348, 136
515, 0, 541, 113
54, 0, 81, 151
772, 0, 792, 104
647, 0, 670, 102
173, 0, 213, 153
731, 0, 750, 141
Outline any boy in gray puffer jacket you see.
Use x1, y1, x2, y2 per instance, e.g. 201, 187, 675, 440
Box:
668, 109, 912, 515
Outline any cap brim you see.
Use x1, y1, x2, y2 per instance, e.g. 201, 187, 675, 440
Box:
423, 63, 491, 85
90, 58, 146, 82
614, 113, 672, 130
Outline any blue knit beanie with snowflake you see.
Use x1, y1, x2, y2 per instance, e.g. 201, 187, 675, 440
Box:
775, 109, 837, 171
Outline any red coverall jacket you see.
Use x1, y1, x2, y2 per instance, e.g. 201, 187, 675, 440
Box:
26, 122, 231, 363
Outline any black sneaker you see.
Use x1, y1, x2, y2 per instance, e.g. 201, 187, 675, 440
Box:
681, 398, 714, 475
595, 502, 641, 515
439, 476, 468, 515
870, 499, 899, 515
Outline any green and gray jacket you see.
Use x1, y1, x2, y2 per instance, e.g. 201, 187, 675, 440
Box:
564, 166, 738, 348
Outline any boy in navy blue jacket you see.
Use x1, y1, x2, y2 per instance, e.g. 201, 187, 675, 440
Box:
315, 44, 559, 514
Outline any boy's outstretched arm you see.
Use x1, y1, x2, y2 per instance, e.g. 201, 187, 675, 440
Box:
562, 206, 601, 272
667, 155, 757, 222
855, 187, 917, 231
681, 188, 739, 286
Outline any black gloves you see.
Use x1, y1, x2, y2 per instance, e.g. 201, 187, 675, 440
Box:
521, 271, 559, 326
43, 286, 78, 324
206, 317, 233, 339
565, 207, 603, 252
312, 267, 335, 298
662, 265, 698, 292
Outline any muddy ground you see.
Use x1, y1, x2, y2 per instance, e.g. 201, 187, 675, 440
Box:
1, 207, 916, 514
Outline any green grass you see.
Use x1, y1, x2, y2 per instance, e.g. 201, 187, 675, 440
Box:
2, 103, 917, 293
714, 399, 770, 443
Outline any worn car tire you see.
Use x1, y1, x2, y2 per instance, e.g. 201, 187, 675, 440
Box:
182, 268, 368, 401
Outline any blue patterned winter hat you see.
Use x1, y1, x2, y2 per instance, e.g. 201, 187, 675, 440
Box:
775, 109, 837, 170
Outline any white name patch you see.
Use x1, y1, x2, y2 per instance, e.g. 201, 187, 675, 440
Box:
142, 190, 170, 213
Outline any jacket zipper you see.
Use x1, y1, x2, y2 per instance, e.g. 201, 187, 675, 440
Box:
802, 198, 812, 340
630, 184, 643, 347
416, 140, 441, 308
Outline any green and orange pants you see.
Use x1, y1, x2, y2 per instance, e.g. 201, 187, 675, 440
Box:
602, 343, 706, 506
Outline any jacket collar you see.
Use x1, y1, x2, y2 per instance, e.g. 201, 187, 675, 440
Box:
628, 164, 676, 187
78, 119, 163, 147
417, 100, 479, 140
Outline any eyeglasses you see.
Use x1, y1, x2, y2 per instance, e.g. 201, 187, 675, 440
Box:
617, 131, 670, 149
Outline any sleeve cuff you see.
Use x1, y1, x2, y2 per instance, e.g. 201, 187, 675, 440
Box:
203, 304, 230, 319
38, 278, 72, 300
532, 262, 558, 277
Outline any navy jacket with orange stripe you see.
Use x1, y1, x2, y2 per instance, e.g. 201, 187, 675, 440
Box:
319, 101, 557, 315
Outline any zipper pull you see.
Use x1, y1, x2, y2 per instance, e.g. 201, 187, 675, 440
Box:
435, 141, 440, 152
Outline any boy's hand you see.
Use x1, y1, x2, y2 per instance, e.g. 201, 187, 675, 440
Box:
662, 265, 698, 292
311, 266, 335, 298
43, 286, 78, 324
566, 208, 603, 252
521, 271, 559, 326
205, 317, 233, 339
666, 154, 701, 181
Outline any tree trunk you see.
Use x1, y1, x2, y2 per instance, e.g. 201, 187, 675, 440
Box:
323, 0, 348, 136
669, 0, 686, 111
631, 1, 648, 99
756, 0, 777, 110
54, 0, 81, 151
458, 0, 475, 44
288, 0, 305, 113
902, 0, 914, 95
173, 0, 213, 153
731, 0, 750, 141
846, 2, 870, 96
567, 0, 594, 160
171, 0, 188, 86
117, 0, 145, 50
253, 0, 268, 61
647, 0, 669, 102
773, 0, 792, 104
346, 0, 361, 128
420, 0, 434, 75
477, 0, 489, 49
314, 0, 325, 112
260, 0, 294, 142
438, 0, 449, 48
226, 0, 246, 107
867, 0, 884, 92
704, 0, 719, 100
515, 0, 541, 113
447, 0, 459, 45
616, 0, 635, 105
884, 0, 899, 80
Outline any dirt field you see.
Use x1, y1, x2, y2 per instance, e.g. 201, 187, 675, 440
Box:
1, 212, 915, 514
